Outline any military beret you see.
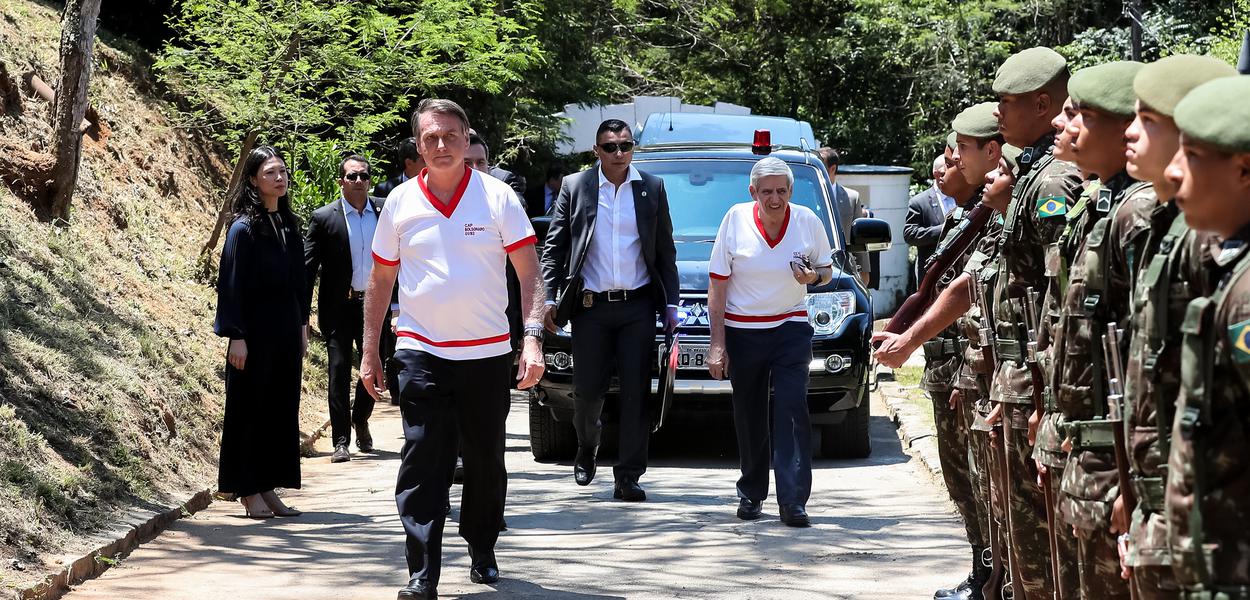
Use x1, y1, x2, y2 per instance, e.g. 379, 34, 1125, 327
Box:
952, 102, 1000, 139
1174, 76, 1250, 153
1133, 55, 1238, 117
946, 131, 958, 150
1068, 61, 1145, 118
1001, 144, 1023, 172
993, 47, 1068, 95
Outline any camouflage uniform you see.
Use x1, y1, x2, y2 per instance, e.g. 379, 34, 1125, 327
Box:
1121, 200, 1197, 600
990, 132, 1083, 599
1165, 225, 1250, 597
1050, 171, 1154, 599
925, 193, 990, 551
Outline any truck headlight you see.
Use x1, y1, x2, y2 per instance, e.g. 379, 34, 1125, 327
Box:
804, 291, 855, 336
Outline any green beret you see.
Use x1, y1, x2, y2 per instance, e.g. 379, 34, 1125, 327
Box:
1174, 76, 1250, 153
993, 47, 1067, 95
952, 102, 1000, 139
1069, 61, 1145, 118
1133, 55, 1237, 117
946, 131, 957, 150
1001, 144, 1023, 172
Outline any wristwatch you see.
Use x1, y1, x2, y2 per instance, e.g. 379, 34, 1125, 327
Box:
523, 324, 545, 342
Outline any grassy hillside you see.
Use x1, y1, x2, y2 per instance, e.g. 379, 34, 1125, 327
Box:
0, 0, 329, 593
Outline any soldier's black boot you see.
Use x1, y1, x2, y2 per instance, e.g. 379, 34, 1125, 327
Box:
934, 545, 988, 599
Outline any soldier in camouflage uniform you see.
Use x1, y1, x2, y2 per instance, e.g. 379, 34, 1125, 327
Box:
985, 46, 1084, 600
1047, 60, 1152, 599
1119, 55, 1237, 600
1162, 75, 1250, 599
927, 104, 1008, 600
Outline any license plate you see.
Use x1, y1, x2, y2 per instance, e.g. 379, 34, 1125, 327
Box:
661, 343, 709, 371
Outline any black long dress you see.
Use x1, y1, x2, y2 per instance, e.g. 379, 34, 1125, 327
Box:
214, 211, 309, 497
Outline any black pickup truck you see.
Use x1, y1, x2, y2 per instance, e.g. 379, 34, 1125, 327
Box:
530, 113, 891, 460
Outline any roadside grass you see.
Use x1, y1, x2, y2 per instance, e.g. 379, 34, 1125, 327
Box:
890, 365, 937, 433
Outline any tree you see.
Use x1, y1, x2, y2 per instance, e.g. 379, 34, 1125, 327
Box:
46, 0, 103, 222
155, 0, 541, 255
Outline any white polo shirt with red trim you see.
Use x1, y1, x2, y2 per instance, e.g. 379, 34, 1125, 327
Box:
708, 202, 833, 330
372, 166, 536, 360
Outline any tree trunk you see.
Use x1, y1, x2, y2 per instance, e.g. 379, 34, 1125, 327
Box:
45, 0, 102, 222
199, 129, 258, 257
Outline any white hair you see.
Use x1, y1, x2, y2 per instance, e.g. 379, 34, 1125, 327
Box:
750, 157, 794, 188
932, 155, 946, 173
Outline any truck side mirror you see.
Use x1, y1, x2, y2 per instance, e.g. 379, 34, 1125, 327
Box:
848, 217, 891, 253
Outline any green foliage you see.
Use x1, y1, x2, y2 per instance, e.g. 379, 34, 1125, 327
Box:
156, 0, 542, 190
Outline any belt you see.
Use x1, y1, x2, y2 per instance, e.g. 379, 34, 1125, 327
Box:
588, 285, 650, 303
1066, 419, 1116, 450
1183, 588, 1250, 600
348, 290, 366, 300
1132, 476, 1166, 512
994, 338, 1025, 363
922, 338, 959, 360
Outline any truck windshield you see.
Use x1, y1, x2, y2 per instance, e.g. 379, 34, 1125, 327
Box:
636, 159, 838, 247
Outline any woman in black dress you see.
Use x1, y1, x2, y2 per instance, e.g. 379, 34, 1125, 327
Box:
214, 146, 310, 518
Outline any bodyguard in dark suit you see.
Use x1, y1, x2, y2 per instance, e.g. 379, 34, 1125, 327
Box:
304, 155, 394, 462
904, 154, 960, 283
372, 137, 423, 200
541, 119, 679, 501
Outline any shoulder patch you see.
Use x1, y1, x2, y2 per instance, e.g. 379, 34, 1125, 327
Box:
1037, 196, 1068, 219
1231, 318, 1250, 364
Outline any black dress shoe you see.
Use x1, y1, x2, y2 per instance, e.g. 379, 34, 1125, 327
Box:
469, 564, 499, 584
396, 577, 437, 599
736, 498, 763, 520
779, 504, 810, 527
355, 422, 374, 453
613, 480, 646, 502
573, 446, 598, 486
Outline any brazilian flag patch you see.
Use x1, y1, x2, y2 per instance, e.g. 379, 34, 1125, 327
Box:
1037, 195, 1067, 218
1231, 318, 1250, 364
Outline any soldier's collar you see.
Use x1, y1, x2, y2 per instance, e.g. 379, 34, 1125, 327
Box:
1018, 133, 1056, 167
1214, 223, 1250, 267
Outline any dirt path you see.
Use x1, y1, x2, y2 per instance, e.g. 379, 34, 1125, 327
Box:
63, 391, 965, 599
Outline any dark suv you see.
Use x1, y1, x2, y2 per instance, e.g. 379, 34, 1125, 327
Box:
529, 113, 891, 460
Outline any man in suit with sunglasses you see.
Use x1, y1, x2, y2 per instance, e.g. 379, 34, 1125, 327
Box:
541, 119, 680, 501
304, 155, 394, 463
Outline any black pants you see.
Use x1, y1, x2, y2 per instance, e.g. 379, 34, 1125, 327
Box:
570, 294, 655, 482
725, 321, 814, 507
327, 297, 390, 447
394, 349, 510, 587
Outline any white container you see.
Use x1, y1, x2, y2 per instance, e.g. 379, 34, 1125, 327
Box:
836, 165, 914, 317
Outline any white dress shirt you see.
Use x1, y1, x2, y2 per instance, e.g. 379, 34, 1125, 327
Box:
341, 197, 378, 292
936, 185, 957, 215
582, 166, 650, 293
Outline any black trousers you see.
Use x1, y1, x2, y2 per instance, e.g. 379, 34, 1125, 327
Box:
394, 349, 510, 587
570, 294, 655, 482
725, 321, 814, 507
326, 297, 378, 447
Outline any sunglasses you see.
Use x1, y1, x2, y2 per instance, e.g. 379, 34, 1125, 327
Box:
344, 172, 371, 182
599, 141, 635, 154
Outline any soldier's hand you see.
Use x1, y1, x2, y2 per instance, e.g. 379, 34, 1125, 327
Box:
1117, 534, 1133, 580
1110, 495, 1129, 535
949, 389, 961, 411
872, 332, 912, 369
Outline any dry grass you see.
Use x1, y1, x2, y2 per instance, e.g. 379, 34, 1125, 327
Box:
0, 0, 329, 593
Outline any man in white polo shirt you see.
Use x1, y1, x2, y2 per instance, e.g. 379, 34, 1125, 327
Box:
360, 99, 546, 600
706, 157, 833, 528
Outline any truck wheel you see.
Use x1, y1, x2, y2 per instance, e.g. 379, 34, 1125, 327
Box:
820, 386, 872, 459
529, 398, 577, 461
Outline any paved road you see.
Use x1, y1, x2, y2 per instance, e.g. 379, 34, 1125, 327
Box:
66, 392, 964, 599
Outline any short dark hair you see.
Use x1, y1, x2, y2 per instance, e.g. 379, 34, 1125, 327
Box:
412, 98, 471, 137
398, 137, 419, 163
975, 135, 1006, 149
545, 164, 568, 181
595, 119, 631, 143
339, 154, 369, 178
817, 147, 841, 169
468, 133, 489, 159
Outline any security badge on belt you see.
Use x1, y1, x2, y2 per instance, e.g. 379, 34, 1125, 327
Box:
583, 290, 595, 308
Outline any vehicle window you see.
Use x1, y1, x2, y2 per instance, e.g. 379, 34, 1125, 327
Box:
637, 159, 837, 247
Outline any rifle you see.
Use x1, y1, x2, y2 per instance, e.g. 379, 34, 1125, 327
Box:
1024, 287, 1062, 598
879, 203, 994, 338
972, 277, 1011, 600
1102, 323, 1138, 600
